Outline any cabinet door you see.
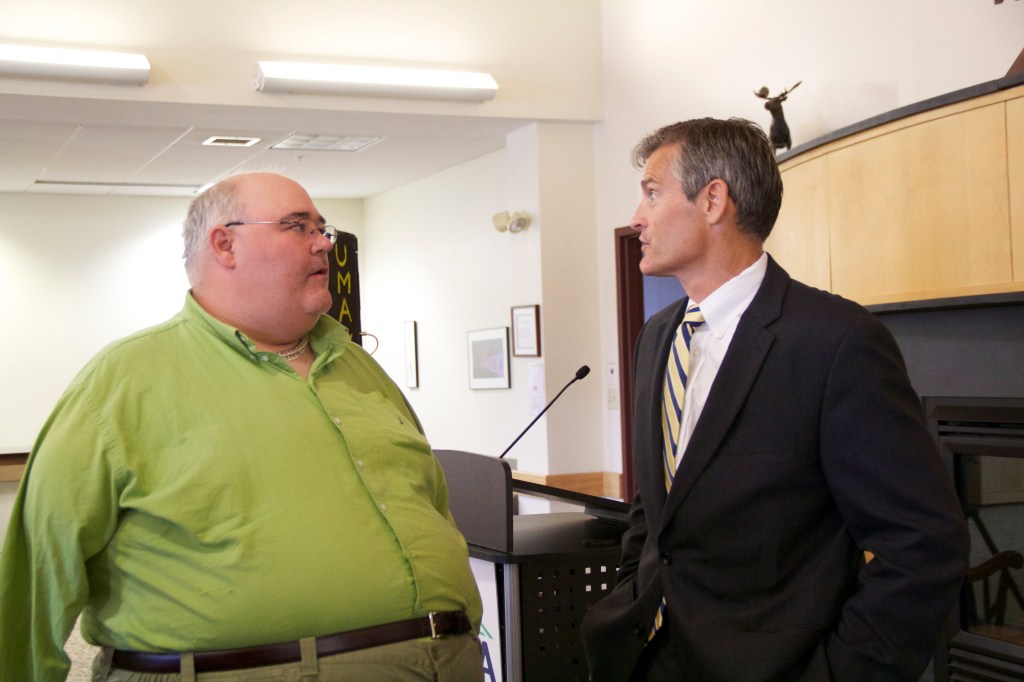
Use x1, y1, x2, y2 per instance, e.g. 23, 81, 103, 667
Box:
769, 155, 831, 293
826, 103, 1012, 304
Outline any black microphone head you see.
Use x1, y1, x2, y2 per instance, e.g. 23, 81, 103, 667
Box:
575, 365, 591, 380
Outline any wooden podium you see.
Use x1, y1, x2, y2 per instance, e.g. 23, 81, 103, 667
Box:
434, 450, 629, 682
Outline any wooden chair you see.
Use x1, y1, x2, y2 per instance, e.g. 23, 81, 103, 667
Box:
964, 550, 1024, 627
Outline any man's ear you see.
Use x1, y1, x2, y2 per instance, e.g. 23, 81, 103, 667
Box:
208, 225, 237, 268
703, 178, 730, 225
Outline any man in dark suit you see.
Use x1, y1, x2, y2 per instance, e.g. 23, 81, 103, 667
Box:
580, 118, 968, 681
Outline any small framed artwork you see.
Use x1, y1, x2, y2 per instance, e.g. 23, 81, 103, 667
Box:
511, 304, 541, 357
467, 327, 510, 389
404, 321, 419, 388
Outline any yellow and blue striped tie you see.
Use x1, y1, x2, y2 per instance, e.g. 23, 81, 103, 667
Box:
651, 304, 704, 639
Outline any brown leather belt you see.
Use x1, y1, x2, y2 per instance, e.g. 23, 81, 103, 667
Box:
110, 610, 472, 673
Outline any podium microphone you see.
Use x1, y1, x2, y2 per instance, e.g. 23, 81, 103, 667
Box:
499, 365, 591, 459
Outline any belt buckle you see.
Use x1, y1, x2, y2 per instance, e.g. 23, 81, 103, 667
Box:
428, 612, 441, 639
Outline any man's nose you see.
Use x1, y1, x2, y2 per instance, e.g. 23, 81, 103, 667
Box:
312, 231, 333, 253
630, 202, 646, 232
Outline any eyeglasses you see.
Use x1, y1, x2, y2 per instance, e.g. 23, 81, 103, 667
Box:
224, 218, 338, 245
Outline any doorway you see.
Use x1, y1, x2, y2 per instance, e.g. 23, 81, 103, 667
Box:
614, 227, 684, 500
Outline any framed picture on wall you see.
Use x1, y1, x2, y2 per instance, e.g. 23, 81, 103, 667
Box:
467, 327, 510, 389
404, 320, 419, 388
511, 304, 541, 357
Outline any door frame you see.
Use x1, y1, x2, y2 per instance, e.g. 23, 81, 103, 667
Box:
614, 227, 645, 501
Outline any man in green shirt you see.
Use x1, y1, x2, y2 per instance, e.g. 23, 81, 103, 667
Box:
0, 172, 483, 681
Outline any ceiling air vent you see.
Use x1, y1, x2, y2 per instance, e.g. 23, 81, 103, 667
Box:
272, 134, 384, 152
202, 136, 261, 147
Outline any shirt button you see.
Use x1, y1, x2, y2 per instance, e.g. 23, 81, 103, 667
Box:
356, 460, 364, 468
379, 504, 387, 512
333, 416, 341, 425
260, 354, 269, 362
661, 553, 672, 566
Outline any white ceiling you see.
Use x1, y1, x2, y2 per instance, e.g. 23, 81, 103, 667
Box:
0, 92, 532, 199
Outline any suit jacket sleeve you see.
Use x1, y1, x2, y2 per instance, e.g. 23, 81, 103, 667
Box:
813, 314, 968, 680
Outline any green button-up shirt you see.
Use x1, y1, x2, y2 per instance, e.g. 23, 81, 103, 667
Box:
0, 294, 482, 681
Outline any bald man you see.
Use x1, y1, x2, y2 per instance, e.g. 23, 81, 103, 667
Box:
0, 173, 483, 681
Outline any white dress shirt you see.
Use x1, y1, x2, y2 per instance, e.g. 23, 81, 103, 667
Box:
676, 252, 768, 462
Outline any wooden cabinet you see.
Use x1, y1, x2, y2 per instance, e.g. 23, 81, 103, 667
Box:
768, 83, 1024, 306
0, 453, 27, 482
1009, 96, 1024, 288
770, 156, 831, 292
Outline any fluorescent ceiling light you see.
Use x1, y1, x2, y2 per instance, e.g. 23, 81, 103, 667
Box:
255, 61, 498, 101
0, 43, 150, 86
32, 180, 199, 195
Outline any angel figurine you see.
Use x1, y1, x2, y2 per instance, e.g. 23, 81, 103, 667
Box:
754, 81, 801, 152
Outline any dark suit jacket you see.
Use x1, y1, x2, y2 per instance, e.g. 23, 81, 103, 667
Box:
581, 257, 968, 682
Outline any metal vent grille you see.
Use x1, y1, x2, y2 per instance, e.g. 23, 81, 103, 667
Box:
272, 134, 383, 152
518, 554, 619, 682
946, 644, 1024, 680
202, 136, 261, 147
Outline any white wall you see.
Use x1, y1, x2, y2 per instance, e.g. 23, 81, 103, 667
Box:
359, 121, 604, 478
360, 148, 549, 464
0, 195, 191, 449
599, 0, 1023, 152
530, 122, 604, 475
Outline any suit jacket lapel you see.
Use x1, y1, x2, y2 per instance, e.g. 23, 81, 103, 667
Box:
660, 257, 790, 523
636, 298, 689, 519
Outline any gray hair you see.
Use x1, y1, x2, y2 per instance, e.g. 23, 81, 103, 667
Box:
632, 117, 783, 242
181, 177, 244, 284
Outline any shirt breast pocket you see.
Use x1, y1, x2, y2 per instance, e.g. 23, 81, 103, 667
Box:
353, 391, 431, 456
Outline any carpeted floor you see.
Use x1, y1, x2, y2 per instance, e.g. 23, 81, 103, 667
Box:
66, 619, 100, 681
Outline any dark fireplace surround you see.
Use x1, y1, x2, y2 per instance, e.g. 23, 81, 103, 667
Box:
926, 397, 1024, 681
872, 296, 1024, 681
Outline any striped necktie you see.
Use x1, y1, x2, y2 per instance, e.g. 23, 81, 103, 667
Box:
662, 304, 704, 489
651, 303, 704, 639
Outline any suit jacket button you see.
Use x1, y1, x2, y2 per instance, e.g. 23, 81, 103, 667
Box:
661, 553, 672, 566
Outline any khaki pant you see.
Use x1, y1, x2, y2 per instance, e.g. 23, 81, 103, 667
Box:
92, 633, 483, 682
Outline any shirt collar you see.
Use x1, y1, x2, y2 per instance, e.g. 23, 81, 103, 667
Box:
182, 291, 352, 362
689, 252, 768, 336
